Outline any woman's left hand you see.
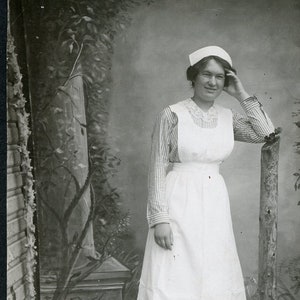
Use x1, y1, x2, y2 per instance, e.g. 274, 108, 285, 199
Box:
223, 70, 250, 102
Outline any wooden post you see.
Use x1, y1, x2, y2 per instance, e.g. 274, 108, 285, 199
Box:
257, 136, 280, 300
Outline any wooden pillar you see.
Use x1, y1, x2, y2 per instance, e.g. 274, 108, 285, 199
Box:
257, 137, 280, 300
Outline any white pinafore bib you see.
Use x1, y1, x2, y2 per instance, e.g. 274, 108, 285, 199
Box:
169, 99, 234, 164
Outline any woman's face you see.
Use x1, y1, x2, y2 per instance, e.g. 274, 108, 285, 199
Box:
193, 59, 225, 102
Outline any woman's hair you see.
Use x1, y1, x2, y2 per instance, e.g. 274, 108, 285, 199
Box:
186, 55, 237, 87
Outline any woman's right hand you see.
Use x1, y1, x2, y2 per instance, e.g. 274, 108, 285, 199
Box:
154, 223, 173, 250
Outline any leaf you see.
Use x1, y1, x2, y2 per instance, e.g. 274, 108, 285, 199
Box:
55, 148, 64, 154
67, 28, 75, 35
87, 6, 94, 15
82, 16, 93, 22
101, 33, 110, 42
66, 127, 76, 133
53, 107, 63, 114
92, 24, 98, 34
83, 35, 94, 42
72, 19, 82, 26
294, 121, 300, 128
87, 23, 93, 32
69, 43, 74, 54
57, 70, 66, 77
61, 40, 70, 47
274, 127, 282, 134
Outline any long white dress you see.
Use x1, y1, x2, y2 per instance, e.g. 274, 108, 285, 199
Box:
137, 98, 275, 300
138, 100, 247, 300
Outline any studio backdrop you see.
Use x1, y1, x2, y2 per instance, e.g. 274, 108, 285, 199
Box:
7, 0, 300, 299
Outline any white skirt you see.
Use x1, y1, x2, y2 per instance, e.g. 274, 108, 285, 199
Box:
137, 163, 246, 300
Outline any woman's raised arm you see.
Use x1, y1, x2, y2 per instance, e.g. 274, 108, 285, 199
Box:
232, 96, 275, 143
223, 69, 275, 143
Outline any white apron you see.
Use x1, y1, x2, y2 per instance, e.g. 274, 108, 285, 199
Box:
137, 101, 247, 300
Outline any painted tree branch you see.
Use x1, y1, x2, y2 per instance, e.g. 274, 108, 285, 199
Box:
257, 136, 280, 300
53, 179, 97, 300
54, 165, 81, 195
37, 45, 84, 118
63, 168, 95, 225
21, 1, 156, 299
56, 185, 109, 298
63, 42, 84, 87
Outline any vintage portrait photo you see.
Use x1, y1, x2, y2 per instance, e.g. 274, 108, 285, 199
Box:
6, 0, 300, 299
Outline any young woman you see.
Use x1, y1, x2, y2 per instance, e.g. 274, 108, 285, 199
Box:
137, 46, 275, 300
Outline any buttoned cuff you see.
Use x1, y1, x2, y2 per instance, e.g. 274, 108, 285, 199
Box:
147, 212, 170, 228
239, 95, 261, 112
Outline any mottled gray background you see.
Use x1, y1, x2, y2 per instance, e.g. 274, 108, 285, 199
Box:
106, 0, 300, 278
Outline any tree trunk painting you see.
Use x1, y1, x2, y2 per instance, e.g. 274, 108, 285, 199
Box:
257, 136, 280, 300
19, 1, 146, 298
36, 66, 102, 299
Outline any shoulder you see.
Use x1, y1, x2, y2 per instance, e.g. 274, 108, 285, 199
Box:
156, 105, 178, 126
169, 99, 189, 110
215, 104, 232, 114
168, 98, 190, 116
157, 99, 188, 124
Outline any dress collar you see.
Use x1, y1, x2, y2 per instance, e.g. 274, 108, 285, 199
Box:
183, 98, 218, 128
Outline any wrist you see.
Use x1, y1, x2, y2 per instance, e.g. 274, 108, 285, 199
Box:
235, 90, 250, 102
154, 222, 169, 228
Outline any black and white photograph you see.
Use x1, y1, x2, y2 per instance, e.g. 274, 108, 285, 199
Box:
6, 0, 300, 299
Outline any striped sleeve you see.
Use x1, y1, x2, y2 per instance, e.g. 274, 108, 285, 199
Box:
232, 96, 275, 143
146, 107, 175, 228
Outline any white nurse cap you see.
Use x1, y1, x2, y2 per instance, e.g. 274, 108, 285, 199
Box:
189, 46, 232, 67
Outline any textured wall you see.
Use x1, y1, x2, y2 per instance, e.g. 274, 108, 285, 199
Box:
7, 104, 27, 300
107, 0, 300, 277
